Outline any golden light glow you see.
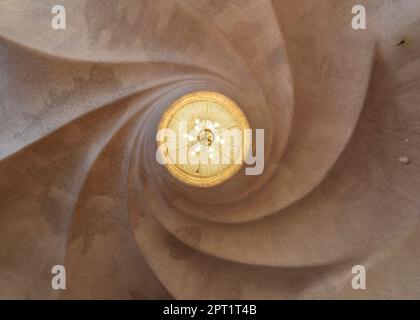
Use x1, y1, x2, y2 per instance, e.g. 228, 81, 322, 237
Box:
157, 91, 250, 188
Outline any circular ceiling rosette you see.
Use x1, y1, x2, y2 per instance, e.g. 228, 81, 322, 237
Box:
0, 0, 420, 299
157, 91, 250, 188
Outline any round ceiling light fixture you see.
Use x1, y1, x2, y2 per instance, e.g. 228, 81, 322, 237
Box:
157, 91, 250, 188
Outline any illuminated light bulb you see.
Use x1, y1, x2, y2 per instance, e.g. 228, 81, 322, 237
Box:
195, 145, 201, 152
157, 91, 250, 188
220, 139, 225, 144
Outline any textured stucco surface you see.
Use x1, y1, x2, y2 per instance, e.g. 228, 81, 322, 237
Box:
0, 0, 420, 299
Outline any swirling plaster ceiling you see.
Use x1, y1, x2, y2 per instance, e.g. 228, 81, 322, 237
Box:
0, 0, 420, 299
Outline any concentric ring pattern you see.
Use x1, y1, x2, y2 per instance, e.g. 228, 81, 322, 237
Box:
157, 91, 250, 188
0, 0, 420, 299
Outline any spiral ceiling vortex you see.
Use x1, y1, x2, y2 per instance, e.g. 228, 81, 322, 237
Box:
1, 0, 420, 299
